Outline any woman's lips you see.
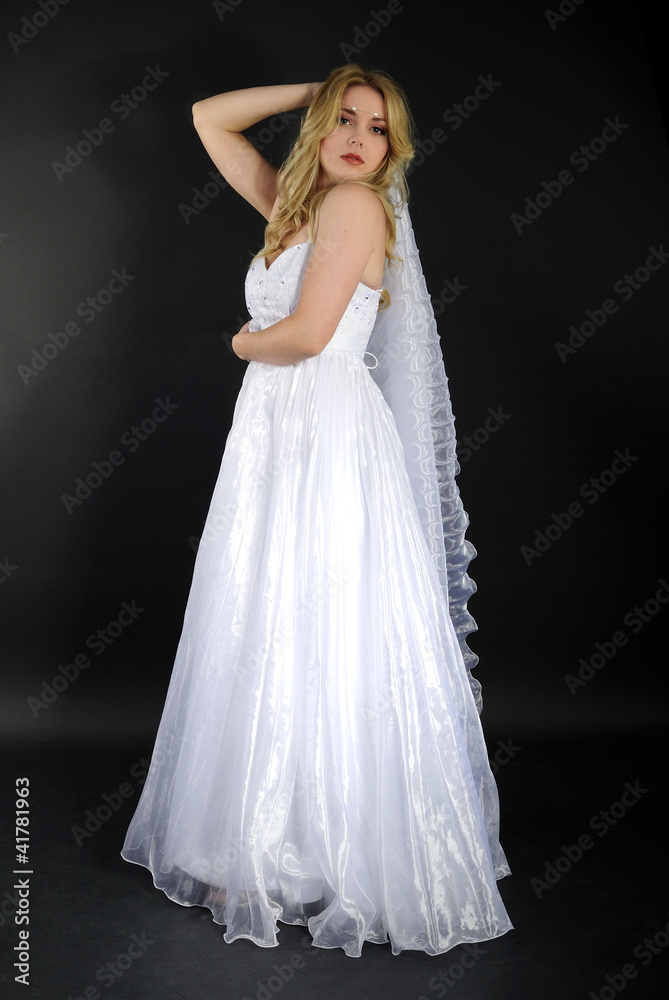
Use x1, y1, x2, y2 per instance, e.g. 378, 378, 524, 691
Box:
341, 154, 364, 164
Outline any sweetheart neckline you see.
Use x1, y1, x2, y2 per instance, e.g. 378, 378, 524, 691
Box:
263, 242, 309, 272
260, 242, 382, 294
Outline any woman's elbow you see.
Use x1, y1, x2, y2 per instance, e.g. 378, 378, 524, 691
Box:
192, 100, 212, 130
301, 330, 332, 359
192, 101, 204, 127
288, 317, 331, 359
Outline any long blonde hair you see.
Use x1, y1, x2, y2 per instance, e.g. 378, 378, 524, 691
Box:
255, 65, 416, 301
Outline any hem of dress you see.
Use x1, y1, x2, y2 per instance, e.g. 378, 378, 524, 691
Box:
120, 850, 513, 959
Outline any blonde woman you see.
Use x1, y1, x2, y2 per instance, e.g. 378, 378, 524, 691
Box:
121, 65, 512, 958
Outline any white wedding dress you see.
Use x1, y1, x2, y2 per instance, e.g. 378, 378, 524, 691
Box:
121, 236, 512, 957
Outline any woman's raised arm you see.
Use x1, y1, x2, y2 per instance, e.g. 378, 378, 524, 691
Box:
192, 83, 321, 219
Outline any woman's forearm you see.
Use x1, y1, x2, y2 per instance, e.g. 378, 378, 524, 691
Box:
232, 315, 321, 367
193, 83, 319, 133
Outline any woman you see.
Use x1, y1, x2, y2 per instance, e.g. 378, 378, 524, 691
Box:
121, 64, 512, 958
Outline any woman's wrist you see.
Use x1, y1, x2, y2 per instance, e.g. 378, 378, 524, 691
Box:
231, 330, 249, 361
194, 83, 319, 134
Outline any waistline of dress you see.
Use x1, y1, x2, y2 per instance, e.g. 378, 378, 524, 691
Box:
323, 338, 378, 368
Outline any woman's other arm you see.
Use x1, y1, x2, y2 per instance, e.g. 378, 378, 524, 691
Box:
232, 183, 386, 365
192, 83, 321, 219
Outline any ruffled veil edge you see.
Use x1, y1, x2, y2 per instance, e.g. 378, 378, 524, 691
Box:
367, 188, 482, 712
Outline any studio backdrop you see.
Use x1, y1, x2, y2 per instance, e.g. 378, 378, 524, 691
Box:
1, 0, 668, 745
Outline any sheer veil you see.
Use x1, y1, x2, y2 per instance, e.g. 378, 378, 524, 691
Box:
367, 187, 483, 712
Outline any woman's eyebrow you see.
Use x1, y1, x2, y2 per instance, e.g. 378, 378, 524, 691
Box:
340, 104, 387, 122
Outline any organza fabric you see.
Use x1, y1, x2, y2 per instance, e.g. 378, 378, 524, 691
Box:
368, 194, 481, 709
121, 219, 512, 957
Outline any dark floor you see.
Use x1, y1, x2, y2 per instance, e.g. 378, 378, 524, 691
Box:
1, 731, 667, 1000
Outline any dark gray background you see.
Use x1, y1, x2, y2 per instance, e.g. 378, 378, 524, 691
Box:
1, 3, 669, 999
1, 0, 667, 746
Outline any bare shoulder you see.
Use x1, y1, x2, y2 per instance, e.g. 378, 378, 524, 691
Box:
319, 182, 386, 230
311, 183, 387, 292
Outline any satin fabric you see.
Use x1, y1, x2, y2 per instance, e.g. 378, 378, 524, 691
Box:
120, 241, 512, 957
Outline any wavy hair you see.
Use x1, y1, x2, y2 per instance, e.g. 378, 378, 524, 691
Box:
254, 65, 416, 301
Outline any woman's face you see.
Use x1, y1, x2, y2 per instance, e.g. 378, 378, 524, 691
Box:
318, 85, 389, 187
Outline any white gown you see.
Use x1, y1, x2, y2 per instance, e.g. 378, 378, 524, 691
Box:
121, 239, 513, 957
